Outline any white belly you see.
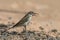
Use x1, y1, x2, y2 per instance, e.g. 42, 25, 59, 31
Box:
24, 15, 32, 25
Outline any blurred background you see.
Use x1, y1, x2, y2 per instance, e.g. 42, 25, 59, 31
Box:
0, 0, 60, 32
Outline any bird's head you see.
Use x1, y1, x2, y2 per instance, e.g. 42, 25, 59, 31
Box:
28, 11, 37, 16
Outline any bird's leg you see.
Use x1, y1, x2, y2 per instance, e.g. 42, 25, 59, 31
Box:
24, 25, 28, 40
24, 25, 26, 32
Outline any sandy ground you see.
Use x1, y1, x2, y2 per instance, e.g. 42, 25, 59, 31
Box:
0, 0, 60, 32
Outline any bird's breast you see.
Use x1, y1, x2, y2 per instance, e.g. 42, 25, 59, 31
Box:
28, 16, 32, 21
23, 15, 32, 25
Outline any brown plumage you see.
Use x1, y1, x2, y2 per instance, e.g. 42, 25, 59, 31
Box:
9, 11, 36, 30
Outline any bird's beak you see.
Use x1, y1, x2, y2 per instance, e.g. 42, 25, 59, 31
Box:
33, 13, 38, 16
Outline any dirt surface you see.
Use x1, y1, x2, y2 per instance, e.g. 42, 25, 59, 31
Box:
0, 0, 60, 33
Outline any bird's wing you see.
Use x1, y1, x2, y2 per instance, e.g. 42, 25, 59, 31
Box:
11, 13, 29, 28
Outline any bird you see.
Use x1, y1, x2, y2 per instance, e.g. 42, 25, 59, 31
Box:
8, 11, 37, 32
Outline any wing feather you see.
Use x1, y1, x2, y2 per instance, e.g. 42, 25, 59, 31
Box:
12, 13, 29, 28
